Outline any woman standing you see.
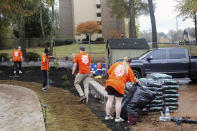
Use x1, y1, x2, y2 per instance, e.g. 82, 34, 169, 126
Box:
41, 48, 49, 91
105, 57, 138, 122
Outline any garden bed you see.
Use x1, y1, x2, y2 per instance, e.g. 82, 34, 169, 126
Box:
0, 66, 197, 131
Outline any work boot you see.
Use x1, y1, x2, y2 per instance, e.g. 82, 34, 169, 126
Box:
78, 96, 86, 103
128, 116, 137, 125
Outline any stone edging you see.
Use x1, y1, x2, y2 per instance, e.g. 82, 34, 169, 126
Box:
0, 61, 73, 68
89, 78, 107, 103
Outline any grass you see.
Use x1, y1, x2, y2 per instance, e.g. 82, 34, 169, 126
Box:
0, 80, 110, 131
1, 43, 197, 59
0, 43, 106, 58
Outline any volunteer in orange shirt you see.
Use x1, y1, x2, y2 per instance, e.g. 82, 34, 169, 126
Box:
72, 46, 91, 104
41, 48, 49, 91
13, 46, 23, 74
105, 57, 139, 122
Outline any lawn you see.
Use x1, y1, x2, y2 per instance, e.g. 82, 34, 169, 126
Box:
0, 43, 197, 59
0, 43, 107, 58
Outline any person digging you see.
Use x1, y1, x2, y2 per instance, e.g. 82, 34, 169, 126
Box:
72, 46, 91, 104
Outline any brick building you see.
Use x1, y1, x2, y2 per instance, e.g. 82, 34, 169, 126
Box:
59, 0, 125, 40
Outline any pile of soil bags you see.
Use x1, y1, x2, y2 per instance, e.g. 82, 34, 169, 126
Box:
120, 73, 179, 120
120, 82, 157, 120
140, 73, 179, 113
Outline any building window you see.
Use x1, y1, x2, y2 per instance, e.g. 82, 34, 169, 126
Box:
97, 13, 101, 17
96, 4, 101, 8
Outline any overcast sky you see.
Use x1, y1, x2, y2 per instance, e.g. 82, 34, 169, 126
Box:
139, 0, 194, 33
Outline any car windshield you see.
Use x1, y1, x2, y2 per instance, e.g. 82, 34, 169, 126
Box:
138, 50, 152, 60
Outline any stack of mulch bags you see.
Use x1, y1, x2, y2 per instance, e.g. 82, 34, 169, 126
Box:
139, 73, 179, 114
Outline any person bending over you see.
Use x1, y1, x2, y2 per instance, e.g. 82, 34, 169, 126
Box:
105, 57, 138, 122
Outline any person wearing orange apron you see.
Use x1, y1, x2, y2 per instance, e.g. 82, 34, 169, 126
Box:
41, 48, 49, 91
105, 57, 139, 123
13, 46, 23, 74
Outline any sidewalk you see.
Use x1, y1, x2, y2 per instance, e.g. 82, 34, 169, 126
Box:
0, 84, 45, 131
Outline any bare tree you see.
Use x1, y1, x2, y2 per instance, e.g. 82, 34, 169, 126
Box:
148, 0, 158, 48
129, 0, 137, 38
40, 0, 45, 38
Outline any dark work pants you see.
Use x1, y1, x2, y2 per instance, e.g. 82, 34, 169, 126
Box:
42, 70, 48, 88
14, 62, 22, 72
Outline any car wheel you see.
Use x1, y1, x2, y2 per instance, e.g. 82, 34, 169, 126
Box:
133, 70, 142, 79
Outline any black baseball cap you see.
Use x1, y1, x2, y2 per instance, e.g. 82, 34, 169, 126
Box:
80, 46, 85, 51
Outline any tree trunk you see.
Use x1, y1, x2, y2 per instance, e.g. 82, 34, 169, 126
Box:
19, 15, 26, 56
50, 0, 55, 55
129, 0, 137, 38
194, 12, 197, 46
148, 0, 158, 48
19, 2, 26, 56
0, 16, 2, 48
40, 0, 45, 38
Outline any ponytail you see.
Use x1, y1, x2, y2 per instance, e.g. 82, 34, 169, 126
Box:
122, 57, 131, 75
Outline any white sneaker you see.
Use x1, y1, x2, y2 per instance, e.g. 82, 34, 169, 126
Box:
105, 115, 113, 120
115, 117, 124, 122
19, 70, 22, 74
42, 87, 48, 91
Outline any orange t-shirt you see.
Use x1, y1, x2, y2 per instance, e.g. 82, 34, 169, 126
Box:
105, 62, 136, 95
74, 52, 91, 74
41, 53, 49, 70
13, 49, 22, 62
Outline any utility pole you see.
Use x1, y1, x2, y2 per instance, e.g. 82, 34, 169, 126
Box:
194, 12, 197, 46
176, 16, 179, 41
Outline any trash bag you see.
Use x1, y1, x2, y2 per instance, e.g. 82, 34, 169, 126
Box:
164, 98, 178, 102
163, 94, 179, 98
149, 107, 164, 112
140, 78, 162, 87
131, 85, 157, 108
149, 73, 172, 80
151, 100, 164, 104
120, 82, 138, 120
163, 90, 178, 94
125, 84, 157, 118
163, 85, 179, 90
164, 102, 179, 106
160, 79, 179, 85
146, 103, 164, 108
146, 87, 164, 92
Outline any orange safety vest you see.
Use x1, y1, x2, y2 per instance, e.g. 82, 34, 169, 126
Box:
105, 62, 136, 95
13, 49, 22, 62
41, 53, 49, 70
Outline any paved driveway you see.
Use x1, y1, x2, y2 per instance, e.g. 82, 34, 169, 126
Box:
0, 84, 45, 131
